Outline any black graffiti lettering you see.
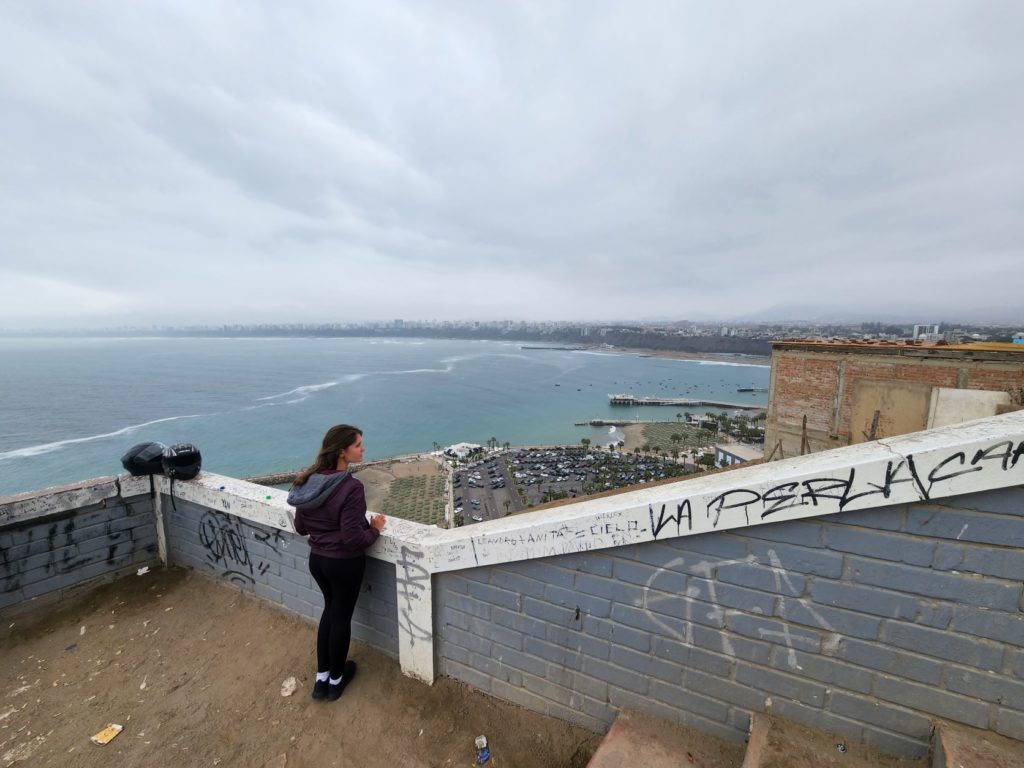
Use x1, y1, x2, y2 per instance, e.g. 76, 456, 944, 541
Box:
549, 524, 573, 539
761, 482, 803, 518
970, 441, 1015, 472
902, 454, 930, 500
198, 511, 254, 578
706, 489, 761, 527
838, 472, 885, 508
841, 460, 914, 508
881, 459, 921, 499
1, 542, 23, 593
925, 451, 982, 495
222, 570, 255, 586
252, 527, 285, 554
1013, 440, 1024, 468
589, 520, 640, 537
649, 501, 692, 539
801, 470, 854, 508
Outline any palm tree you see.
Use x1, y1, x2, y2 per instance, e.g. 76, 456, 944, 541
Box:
503, 500, 511, 516
676, 412, 682, 422
580, 438, 591, 449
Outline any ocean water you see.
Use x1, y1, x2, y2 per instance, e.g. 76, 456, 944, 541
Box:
0, 337, 768, 497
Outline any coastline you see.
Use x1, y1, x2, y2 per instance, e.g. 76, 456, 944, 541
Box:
1, 336, 769, 497
596, 345, 770, 367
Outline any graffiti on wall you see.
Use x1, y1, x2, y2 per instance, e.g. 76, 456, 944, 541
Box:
197, 510, 280, 586
396, 545, 432, 647
653, 440, 1024, 540
453, 437, 1024, 571
701, 442, 1024, 531
2, 504, 147, 594
639, 547, 836, 671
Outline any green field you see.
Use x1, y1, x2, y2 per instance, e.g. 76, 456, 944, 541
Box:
640, 422, 715, 454
380, 474, 447, 526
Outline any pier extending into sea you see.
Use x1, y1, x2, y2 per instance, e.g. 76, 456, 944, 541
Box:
607, 393, 766, 410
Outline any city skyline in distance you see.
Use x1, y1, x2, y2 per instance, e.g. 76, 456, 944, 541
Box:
4, 317, 1020, 340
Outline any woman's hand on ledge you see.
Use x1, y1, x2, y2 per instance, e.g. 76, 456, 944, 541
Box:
370, 513, 386, 532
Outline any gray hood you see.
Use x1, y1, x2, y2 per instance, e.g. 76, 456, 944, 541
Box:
287, 471, 350, 509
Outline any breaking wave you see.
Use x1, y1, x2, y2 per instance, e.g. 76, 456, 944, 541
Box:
0, 414, 204, 462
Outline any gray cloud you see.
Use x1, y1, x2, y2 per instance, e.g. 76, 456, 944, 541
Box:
1, 1, 1022, 328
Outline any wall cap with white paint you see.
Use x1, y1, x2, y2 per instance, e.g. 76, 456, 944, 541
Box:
0, 474, 151, 527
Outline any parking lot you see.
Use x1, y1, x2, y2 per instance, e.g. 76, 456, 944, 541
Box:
452, 456, 517, 523
453, 446, 690, 525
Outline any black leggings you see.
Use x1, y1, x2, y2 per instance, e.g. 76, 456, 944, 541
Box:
309, 553, 366, 678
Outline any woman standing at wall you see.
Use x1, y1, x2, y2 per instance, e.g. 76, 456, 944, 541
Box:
288, 424, 386, 701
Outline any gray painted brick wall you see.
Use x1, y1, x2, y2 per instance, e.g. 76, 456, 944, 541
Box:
11, 483, 1018, 758
164, 499, 399, 658
435, 487, 1024, 757
0, 494, 157, 611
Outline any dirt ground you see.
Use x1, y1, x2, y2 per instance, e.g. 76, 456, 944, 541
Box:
356, 456, 445, 513
758, 715, 926, 768
586, 709, 745, 768
0, 567, 600, 768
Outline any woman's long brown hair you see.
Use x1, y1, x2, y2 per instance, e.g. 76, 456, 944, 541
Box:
292, 424, 362, 486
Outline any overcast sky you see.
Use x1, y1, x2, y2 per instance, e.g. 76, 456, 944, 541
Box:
1, 2, 1021, 329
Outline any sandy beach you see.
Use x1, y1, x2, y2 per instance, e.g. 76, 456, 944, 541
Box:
605, 345, 770, 366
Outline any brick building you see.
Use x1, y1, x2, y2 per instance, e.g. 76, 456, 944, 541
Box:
764, 340, 1024, 459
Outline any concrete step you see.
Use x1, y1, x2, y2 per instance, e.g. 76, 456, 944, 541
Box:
933, 720, 1024, 768
742, 714, 927, 768
586, 710, 745, 768
587, 710, 1024, 768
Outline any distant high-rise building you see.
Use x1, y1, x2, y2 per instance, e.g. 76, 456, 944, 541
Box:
912, 324, 939, 339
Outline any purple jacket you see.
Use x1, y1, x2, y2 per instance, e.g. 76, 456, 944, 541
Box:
290, 470, 379, 558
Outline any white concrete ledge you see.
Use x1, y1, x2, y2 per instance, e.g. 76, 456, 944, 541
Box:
422, 409, 1024, 573
0, 474, 151, 527
151, 471, 437, 566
